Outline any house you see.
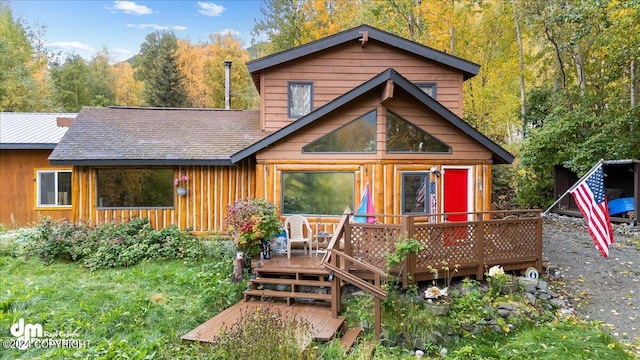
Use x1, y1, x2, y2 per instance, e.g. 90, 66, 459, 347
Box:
48, 25, 514, 233
0, 112, 76, 227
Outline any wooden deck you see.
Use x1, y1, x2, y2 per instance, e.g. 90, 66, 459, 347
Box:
181, 299, 345, 343
182, 253, 344, 345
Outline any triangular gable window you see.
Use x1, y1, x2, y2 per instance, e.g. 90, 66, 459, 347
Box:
386, 111, 450, 153
303, 110, 376, 153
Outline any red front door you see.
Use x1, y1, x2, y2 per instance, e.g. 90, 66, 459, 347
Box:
443, 168, 469, 221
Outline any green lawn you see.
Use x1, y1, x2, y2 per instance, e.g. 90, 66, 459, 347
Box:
1, 227, 639, 359
0, 253, 245, 359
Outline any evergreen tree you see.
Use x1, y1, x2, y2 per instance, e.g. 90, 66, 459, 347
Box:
134, 31, 187, 107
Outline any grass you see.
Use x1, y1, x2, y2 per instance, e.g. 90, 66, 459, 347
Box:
1, 226, 639, 359
0, 248, 245, 359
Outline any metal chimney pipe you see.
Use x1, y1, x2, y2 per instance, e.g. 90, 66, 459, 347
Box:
224, 60, 232, 110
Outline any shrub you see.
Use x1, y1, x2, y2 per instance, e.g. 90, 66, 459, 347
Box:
224, 198, 281, 257
22, 217, 203, 270
209, 305, 317, 359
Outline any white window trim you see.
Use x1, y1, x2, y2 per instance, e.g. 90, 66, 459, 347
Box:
36, 170, 72, 208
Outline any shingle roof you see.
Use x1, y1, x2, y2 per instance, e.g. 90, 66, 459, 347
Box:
246, 24, 481, 91
0, 112, 77, 149
48, 107, 265, 165
232, 68, 514, 165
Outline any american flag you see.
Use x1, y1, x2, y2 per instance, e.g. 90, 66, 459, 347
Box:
429, 181, 437, 222
570, 165, 614, 257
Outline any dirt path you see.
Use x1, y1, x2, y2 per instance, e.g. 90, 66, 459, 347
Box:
542, 215, 640, 342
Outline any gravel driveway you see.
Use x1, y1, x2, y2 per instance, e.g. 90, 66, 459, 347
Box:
542, 214, 640, 342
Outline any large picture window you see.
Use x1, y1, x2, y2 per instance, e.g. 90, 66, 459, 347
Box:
386, 111, 450, 153
402, 172, 431, 214
303, 111, 376, 153
288, 82, 313, 118
96, 168, 174, 208
37, 170, 72, 207
282, 172, 354, 215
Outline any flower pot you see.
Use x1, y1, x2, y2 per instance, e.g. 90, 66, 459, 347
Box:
424, 299, 452, 315
499, 279, 519, 294
177, 187, 187, 196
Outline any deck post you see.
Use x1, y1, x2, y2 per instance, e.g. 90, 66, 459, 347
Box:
535, 212, 543, 272
477, 216, 485, 280
331, 256, 342, 318
374, 274, 382, 339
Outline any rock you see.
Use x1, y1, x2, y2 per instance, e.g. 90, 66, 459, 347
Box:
497, 303, 515, 311
550, 298, 567, 308
498, 309, 511, 318
537, 280, 549, 291
525, 292, 537, 305
415, 349, 424, 357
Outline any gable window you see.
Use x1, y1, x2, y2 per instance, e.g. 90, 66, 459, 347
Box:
303, 111, 376, 153
415, 82, 436, 99
402, 172, 431, 214
282, 172, 354, 215
288, 81, 313, 117
37, 170, 72, 207
386, 111, 450, 153
96, 168, 174, 208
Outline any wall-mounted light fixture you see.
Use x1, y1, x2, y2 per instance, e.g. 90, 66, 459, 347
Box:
430, 166, 441, 177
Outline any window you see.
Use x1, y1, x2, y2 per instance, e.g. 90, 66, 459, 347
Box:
37, 170, 72, 207
386, 111, 450, 153
416, 83, 436, 99
402, 172, 431, 214
96, 168, 174, 208
282, 172, 354, 215
303, 111, 376, 153
288, 82, 313, 117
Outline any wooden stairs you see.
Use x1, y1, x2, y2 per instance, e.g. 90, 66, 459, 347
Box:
244, 262, 332, 305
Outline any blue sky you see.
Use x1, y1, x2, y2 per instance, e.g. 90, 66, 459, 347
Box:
10, 0, 265, 62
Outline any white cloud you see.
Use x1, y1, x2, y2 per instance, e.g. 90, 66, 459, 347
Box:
46, 41, 96, 52
126, 24, 187, 31
197, 2, 224, 16
216, 28, 240, 37
107, 1, 153, 15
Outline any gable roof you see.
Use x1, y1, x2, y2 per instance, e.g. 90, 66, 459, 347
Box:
49, 107, 265, 166
246, 24, 480, 91
232, 68, 514, 165
0, 112, 76, 149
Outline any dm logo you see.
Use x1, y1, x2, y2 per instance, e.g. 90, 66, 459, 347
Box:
10, 318, 43, 350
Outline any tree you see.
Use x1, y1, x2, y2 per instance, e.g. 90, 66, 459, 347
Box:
87, 47, 116, 107
203, 33, 259, 109
50, 54, 91, 112
134, 31, 187, 107
113, 61, 142, 106
0, 1, 53, 111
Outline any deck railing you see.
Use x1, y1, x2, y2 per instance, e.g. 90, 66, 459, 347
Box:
320, 209, 543, 338
345, 210, 542, 283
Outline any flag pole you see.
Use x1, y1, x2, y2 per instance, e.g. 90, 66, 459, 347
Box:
542, 159, 604, 216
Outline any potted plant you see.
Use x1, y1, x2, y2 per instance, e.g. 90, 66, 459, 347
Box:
486, 265, 518, 295
174, 175, 189, 196
423, 260, 459, 315
224, 198, 281, 258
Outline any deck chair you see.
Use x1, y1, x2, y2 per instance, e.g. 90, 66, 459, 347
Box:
284, 215, 311, 258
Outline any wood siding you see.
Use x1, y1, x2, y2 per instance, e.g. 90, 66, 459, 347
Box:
71, 160, 255, 232
256, 160, 491, 230
0, 150, 73, 227
260, 41, 464, 131
257, 91, 491, 162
